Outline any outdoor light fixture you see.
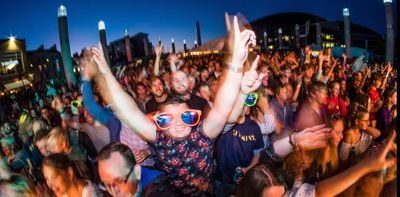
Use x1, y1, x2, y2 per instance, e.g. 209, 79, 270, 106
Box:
58, 5, 67, 17
98, 20, 105, 30
343, 8, 349, 16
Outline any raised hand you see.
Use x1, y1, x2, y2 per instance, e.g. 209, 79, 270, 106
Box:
167, 53, 179, 65
79, 50, 99, 81
91, 43, 111, 75
364, 132, 397, 172
154, 43, 163, 57
294, 124, 332, 150
51, 95, 64, 112
241, 55, 264, 94
386, 62, 393, 74
225, 13, 256, 68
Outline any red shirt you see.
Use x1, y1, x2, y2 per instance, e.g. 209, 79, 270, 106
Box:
327, 96, 347, 117
368, 87, 380, 120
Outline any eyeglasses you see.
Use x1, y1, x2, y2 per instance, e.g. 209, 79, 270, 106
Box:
244, 93, 258, 107
150, 110, 201, 130
102, 165, 134, 191
331, 113, 342, 120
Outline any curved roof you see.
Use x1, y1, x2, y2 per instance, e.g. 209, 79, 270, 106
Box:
251, 12, 326, 28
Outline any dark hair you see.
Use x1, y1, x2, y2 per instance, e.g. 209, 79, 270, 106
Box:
383, 87, 396, 107
273, 83, 286, 95
33, 128, 50, 144
42, 153, 91, 180
234, 165, 282, 197
158, 95, 188, 111
149, 76, 165, 87
372, 73, 383, 82
97, 143, 136, 168
346, 103, 368, 128
353, 93, 370, 109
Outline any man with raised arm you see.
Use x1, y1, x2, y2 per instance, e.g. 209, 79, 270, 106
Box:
90, 13, 258, 196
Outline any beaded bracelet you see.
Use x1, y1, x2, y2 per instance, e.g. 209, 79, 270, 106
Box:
289, 131, 300, 151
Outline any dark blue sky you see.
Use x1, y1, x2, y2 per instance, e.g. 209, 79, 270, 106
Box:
0, 0, 397, 54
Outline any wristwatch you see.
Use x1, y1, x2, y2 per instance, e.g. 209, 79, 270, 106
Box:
227, 65, 243, 73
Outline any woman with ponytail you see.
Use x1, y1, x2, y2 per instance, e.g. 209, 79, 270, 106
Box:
42, 153, 102, 197
339, 104, 380, 162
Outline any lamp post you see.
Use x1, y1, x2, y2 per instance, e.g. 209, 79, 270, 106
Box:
383, 0, 394, 64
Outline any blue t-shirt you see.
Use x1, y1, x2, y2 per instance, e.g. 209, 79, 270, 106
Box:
141, 166, 163, 187
215, 116, 264, 184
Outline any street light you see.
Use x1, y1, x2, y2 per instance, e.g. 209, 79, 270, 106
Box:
9, 36, 16, 42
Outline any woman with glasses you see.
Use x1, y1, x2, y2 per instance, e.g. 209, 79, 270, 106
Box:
339, 105, 380, 162
42, 153, 101, 197
232, 131, 396, 197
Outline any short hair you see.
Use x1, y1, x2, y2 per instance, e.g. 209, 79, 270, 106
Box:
273, 83, 286, 95
97, 143, 136, 168
309, 81, 327, 94
158, 95, 188, 111
33, 128, 50, 144
149, 76, 165, 87
47, 127, 69, 147
372, 73, 383, 82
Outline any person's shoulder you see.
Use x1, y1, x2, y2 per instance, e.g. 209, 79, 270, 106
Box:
190, 93, 207, 103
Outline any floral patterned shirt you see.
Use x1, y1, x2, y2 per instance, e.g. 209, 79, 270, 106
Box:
153, 122, 214, 196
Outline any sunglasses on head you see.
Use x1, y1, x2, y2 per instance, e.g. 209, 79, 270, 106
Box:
150, 110, 202, 130
244, 93, 258, 107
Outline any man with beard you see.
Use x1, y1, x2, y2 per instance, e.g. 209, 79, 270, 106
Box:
146, 76, 169, 114
170, 70, 210, 118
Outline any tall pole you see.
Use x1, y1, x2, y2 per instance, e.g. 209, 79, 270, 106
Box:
278, 28, 283, 49
384, 0, 394, 64
98, 20, 110, 66
183, 39, 187, 53
124, 29, 133, 63
196, 21, 202, 46
171, 38, 176, 53
316, 22, 321, 48
263, 31, 268, 50
343, 8, 351, 57
57, 5, 76, 87
295, 24, 301, 49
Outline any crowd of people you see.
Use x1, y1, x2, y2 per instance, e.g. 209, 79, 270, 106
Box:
0, 13, 397, 197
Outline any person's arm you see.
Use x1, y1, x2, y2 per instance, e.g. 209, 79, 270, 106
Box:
203, 14, 258, 139
272, 124, 332, 158
153, 43, 163, 76
315, 132, 396, 197
324, 58, 337, 81
92, 46, 156, 142
167, 53, 178, 73
82, 80, 112, 125
380, 62, 392, 92
315, 51, 324, 81
242, 150, 261, 174
365, 127, 381, 139
291, 75, 303, 102
227, 57, 264, 123
226, 91, 246, 123
356, 68, 369, 93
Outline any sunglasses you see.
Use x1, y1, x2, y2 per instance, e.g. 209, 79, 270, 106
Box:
244, 93, 258, 107
150, 110, 202, 130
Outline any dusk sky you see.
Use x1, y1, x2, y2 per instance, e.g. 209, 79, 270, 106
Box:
0, 0, 397, 54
